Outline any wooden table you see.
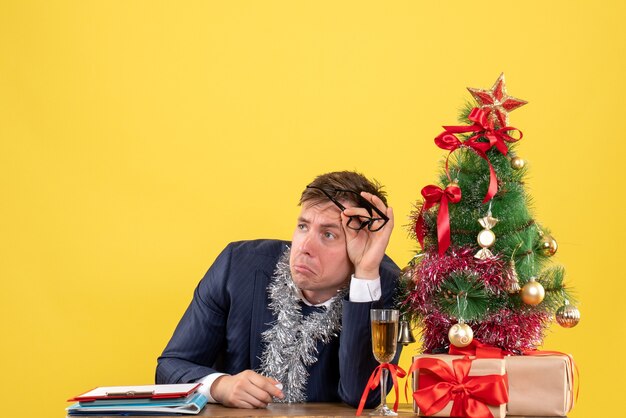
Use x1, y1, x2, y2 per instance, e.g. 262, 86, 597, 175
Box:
199, 403, 417, 417
72, 402, 416, 417
67, 403, 567, 417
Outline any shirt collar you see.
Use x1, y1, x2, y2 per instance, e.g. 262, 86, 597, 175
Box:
292, 286, 336, 308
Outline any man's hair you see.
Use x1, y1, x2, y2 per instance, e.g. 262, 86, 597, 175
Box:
299, 171, 388, 207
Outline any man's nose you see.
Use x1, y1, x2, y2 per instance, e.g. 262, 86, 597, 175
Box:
299, 232, 316, 256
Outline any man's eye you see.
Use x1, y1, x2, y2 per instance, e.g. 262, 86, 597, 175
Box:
297, 224, 307, 231
324, 232, 336, 239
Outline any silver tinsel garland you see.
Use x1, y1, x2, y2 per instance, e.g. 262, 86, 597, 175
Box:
258, 248, 348, 403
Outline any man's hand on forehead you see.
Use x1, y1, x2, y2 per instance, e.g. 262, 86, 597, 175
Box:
341, 192, 394, 280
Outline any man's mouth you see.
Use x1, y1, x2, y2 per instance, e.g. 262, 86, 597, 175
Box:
293, 263, 316, 276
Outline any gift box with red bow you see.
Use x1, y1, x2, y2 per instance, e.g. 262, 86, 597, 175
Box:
410, 354, 508, 418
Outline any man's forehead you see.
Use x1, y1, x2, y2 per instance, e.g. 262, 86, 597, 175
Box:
298, 201, 342, 224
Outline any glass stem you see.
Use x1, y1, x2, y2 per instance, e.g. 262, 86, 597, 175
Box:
380, 367, 388, 409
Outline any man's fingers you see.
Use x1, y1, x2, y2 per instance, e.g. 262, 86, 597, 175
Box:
214, 371, 282, 408
342, 207, 372, 218
250, 373, 284, 399
340, 212, 361, 240
361, 192, 391, 216
386, 206, 395, 229
238, 390, 269, 409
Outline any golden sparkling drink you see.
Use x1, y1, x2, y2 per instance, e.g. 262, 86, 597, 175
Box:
371, 320, 398, 363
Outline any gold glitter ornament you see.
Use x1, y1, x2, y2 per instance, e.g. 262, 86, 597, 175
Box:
511, 156, 525, 170
448, 321, 474, 348
475, 214, 499, 260
400, 265, 414, 282
521, 277, 545, 306
540, 235, 558, 256
506, 260, 521, 293
556, 300, 581, 328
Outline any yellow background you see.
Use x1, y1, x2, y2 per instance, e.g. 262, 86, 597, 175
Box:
1, 1, 623, 416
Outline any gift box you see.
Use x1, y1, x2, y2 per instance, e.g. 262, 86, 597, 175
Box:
411, 354, 508, 418
505, 354, 575, 417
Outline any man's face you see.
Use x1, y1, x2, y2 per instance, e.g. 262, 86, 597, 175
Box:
289, 200, 352, 302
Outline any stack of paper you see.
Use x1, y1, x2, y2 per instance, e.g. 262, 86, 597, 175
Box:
66, 383, 207, 416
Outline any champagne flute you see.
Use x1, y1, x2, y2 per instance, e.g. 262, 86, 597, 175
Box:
370, 309, 399, 416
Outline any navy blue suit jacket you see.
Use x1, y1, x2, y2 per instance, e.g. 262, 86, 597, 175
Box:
156, 239, 401, 407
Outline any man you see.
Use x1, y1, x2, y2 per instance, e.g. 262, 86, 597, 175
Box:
156, 171, 401, 409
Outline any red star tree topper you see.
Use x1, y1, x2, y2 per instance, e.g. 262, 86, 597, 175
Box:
467, 73, 527, 128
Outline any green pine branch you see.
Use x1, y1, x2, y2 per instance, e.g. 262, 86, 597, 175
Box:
436, 271, 502, 321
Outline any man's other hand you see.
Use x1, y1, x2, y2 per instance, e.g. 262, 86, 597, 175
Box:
210, 370, 285, 408
341, 191, 394, 279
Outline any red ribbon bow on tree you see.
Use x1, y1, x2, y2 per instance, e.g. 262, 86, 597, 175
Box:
356, 363, 407, 416
414, 184, 462, 255
434, 107, 523, 203
408, 356, 508, 418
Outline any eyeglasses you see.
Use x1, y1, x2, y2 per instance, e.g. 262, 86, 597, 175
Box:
305, 185, 389, 232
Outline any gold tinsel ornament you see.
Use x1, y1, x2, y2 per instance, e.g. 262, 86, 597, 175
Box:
521, 276, 545, 306
555, 300, 581, 328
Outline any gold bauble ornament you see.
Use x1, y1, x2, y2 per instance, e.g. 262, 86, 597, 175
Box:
540, 235, 558, 256
510, 156, 526, 170
555, 300, 581, 328
521, 277, 545, 306
448, 322, 474, 348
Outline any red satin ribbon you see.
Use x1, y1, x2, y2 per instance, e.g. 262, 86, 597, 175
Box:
407, 356, 508, 418
434, 108, 523, 203
356, 363, 407, 416
522, 349, 580, 407
448, 339, 511, 358
414, 184, 462, 255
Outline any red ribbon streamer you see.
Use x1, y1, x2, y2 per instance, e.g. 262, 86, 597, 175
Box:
434, 108, 523, 203
448, 339, 511, 358
407, 356, 508, 418
414, 184, 462, 255
356, 363, 407, 416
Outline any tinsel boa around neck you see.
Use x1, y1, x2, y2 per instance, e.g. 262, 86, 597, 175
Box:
258, 248, 348, 403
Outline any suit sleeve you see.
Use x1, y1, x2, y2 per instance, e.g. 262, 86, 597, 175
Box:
155, 244, 233, 384
337, 255, 402, 408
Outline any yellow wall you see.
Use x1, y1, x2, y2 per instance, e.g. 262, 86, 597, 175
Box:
1, 1, 623, 416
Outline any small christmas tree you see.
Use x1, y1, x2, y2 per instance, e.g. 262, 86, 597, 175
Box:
399, 74, 580, 354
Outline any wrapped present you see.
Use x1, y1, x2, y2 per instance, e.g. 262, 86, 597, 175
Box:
505, 353, 576, 416
410, 354, 508, 418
